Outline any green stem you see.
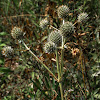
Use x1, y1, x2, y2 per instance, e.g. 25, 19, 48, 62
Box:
58, 19, 65, 100
55, 49, 64, 100
55, 49, 60, 80
60, 19, 65, 76
22, 41, 58, 82
59, 82, 64, 100
60, 48, 64, 75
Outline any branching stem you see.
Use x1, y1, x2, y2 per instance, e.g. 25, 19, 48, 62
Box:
22, 41, 58, 82
55, 49, 64, 100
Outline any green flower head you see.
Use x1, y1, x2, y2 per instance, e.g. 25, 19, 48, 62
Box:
40, 18, 49, 29
57, 5, 69, 19
48, 30, 62, 46
44, 42, 56, 53
60, 21, 74, 37
2, 46, 14, 57
78, 12, 88, 23
11, 27, 24, 40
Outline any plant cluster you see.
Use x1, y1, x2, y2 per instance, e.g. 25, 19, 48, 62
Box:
0, 0, 100, 100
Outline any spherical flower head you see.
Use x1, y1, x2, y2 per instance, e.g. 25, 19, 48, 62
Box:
40, 18, 49, 29
2, 46, 14, 57
11, 27, 24, 40
44, 42, 56, 53
48, 30, 62, 46
60, 21, 74, 37
57, 5, 69, 19
78, 12, 88, 23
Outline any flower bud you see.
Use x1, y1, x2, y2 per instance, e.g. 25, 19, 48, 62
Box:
40, 18, 49, 29
48, 30, 62, 46
78, 12, 88, 23
57, 5, 69, 19
44, 42, 56, 53
60, 21, 74, 37
11, 27, 24, 40
2, 46, 14, 57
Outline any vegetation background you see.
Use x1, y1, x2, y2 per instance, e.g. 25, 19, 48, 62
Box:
0, 0, 100, 100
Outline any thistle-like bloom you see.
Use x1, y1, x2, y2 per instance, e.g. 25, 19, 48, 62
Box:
57, 5, 69, 19
40, 18, 49, 29
60, 21, 74, 37
77, 12, 88, 23
11, 27, 24, 39
2, 46, 14, 57
48, 30, 62, 46
44, 42, 56, 53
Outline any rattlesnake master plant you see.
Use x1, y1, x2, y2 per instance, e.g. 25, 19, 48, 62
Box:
48, 30, 62, 46
77, 12, 88, 23
44, 42, 56, 53
57, 5, 69, 19
40, 18, 49, 29
11, 27, 24, 40
60, 21, 74, 37
2, 46, 14, 57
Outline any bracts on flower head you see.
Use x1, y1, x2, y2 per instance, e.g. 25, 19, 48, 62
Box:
40, 18, 49, 29
44, 42, 56, 53
11, 27, 24, 40
48, 30, 62, 46
77, 12, 88, 23
60, 21, 75, 37
2, 46, 14, 57
57, 5, 70, 19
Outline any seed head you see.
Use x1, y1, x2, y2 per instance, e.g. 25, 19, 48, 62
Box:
57, 5, 69, 19
40, 18, 49, 29
11, 27, 24, 40
48, 30, 62, 46
78, 12, 88, 23
44, 42, 56, 53
2, 46, 14, 57
60, 21, 74, 37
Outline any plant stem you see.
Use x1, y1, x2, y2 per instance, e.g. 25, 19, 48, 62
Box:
60, 19, 65, 75
59, 82, 64, 100
60, 35, 64, 75
55, 49, 64, 100
58, 19, 65, 100
55, 49, 60, 80
22, 41, 58, 82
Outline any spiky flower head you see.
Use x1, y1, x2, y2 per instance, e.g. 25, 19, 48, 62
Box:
11, 27, 24, 40
77, 12, 88, 23
2, 46, 14, 57
60, 21, 74, 37
48, 30, 62, 46
57, 5, 69, 19
44, 42, 56, 53
40, 18, 49, 29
